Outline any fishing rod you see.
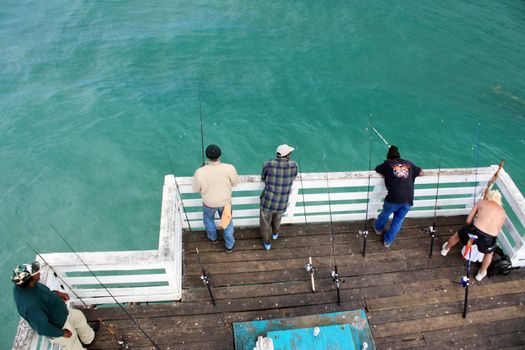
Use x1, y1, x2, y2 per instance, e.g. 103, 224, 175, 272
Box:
359, 125, 373, 257
368, 121, 390, 148
482, 160, 505, 200
422, 119, 444, 258
323, 154, 343, 305
163, 141, 216, 306
198, 83, 205, 166
297, 160, 316, 293
461, 125, 481, 319
18, 233, 132, 348
461, 235, 477, 318
49, 224, 161, 350
472, 123, 481, 206
17, 233, 87, 307
97, 318, 132, 349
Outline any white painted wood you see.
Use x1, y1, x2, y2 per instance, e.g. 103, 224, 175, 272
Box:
72, 286, 175, 298
53, 262, 171, 273
39, 251, 159, 266
62, 273, 169, 285
158, 175, 176, 259
69, 293, 181, 306
497, 170, 525, 232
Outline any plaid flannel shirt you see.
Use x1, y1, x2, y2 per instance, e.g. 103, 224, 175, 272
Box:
260, 158, 298, 212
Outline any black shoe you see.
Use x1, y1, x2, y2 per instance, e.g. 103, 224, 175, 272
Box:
226, 244, 235, 253
208, 238, 218, 243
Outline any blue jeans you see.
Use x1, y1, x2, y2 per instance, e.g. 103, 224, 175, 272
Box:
202, 205, 235, 249
374, 201, 412, 245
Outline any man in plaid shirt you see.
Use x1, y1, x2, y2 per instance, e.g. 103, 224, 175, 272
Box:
260, 144, 298, 250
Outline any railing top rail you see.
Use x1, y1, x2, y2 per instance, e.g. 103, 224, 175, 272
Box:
175, 166, 497, 186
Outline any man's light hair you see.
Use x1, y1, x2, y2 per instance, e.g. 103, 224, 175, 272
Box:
486, 189, 503, 206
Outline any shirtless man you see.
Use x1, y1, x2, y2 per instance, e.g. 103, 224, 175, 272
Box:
441, 190, 506, 281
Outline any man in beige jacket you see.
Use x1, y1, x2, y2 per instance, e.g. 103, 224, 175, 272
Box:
193, 144, 239, 252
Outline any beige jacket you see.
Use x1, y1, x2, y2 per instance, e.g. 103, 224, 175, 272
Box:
192, 160, 239, 208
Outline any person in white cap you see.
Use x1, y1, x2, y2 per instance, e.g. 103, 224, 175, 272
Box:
259, 144, 298, 250
12, 261, 99, 350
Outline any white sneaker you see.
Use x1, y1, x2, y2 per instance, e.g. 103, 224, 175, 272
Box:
475, 270, 487, 281
440, 242, 450, 256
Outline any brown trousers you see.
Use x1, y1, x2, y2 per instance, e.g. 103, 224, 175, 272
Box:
259, 208, 283, 244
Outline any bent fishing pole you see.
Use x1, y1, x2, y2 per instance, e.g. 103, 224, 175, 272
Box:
297, 160, 316, 293
48, 224, 160, 349
422, 119, 444, 258
359, 125, 374, 257
368, 121, 390, 148
18, 234, 132, 348
323, 154, 343, 304
163, 141, 216, 306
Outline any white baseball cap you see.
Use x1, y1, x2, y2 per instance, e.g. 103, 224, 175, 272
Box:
276, 144, 295, 157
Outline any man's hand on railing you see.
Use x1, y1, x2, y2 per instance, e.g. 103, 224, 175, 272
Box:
63, 328, 73, 338
54, 290, 70, 302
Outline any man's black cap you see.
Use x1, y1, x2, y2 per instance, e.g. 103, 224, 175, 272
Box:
387, 145, 401, 159
206, 144, 221, 160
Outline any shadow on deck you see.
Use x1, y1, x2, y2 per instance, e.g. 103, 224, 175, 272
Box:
85, 216, 525, 349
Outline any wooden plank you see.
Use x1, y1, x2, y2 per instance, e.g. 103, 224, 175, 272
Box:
368, 289, 525, 325
423, 317, 525, 349
373, 333, 427, 350
366, 279, 525, 311
372, 305, 525, 338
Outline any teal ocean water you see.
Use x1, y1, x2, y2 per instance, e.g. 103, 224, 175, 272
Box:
1, 0, 525, 346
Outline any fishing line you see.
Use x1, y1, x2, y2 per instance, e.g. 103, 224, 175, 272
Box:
323, 154, 343, 305
49, 224, 161, 350
163, 140, 216, 306
18, 234, 132, 348
472, 123, 481, 206
359, 125, 373, 257
198, 83, 205, 166
297, 159, 316, 293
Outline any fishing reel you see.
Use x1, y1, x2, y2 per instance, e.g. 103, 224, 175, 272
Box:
331, 270, 345, 286
358, 229, 369, 238
460, 275, 469, 288
200, 274, 210, 285
421, 225, 436, 238
118, 337, 132, 349
305, 262, 315, 274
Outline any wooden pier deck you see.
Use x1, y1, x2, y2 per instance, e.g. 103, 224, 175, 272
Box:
84, 216, 525, 349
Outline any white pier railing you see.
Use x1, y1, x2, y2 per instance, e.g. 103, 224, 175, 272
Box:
176, 166, 525, 267
13, 166, 525, 349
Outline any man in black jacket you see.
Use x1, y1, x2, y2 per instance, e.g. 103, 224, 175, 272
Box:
373, 145, 424, 247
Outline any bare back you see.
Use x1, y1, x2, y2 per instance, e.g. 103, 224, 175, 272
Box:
468, 199, 506, 236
